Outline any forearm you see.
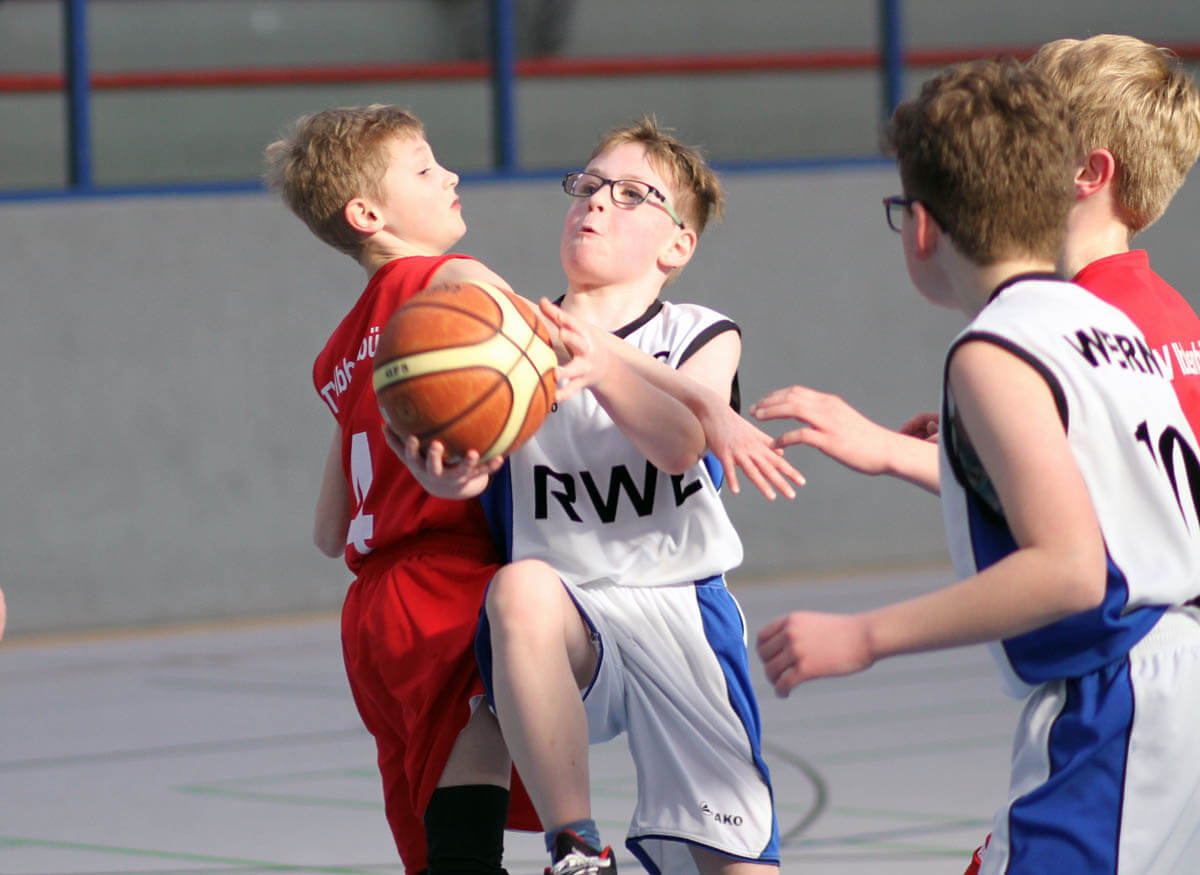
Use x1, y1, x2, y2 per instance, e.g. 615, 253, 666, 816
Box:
314, 431, 350, 557
590, 355, 706, 474
880, 432, 942, 495
863, 545, 1105, 659
602, 332, 725, 421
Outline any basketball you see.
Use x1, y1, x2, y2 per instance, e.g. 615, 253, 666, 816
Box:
372, 280, 558, 462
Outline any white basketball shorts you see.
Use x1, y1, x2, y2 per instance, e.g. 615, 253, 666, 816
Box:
979, 605, 1200, 874
568, 576, 780, 873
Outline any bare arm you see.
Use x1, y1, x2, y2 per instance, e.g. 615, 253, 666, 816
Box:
602, 328, 805, 500
750, 385, 942, 494
757, 342, 1106, 695
314, 427, 351, 558
541, 298, 705, 475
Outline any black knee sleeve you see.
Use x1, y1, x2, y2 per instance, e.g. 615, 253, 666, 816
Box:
424, 784, 510, 875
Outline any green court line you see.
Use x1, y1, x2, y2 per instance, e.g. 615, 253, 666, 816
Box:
793, 816, 990, 848
762, 740, 828, 842
833, 804, 993, 825
766, 694, 1016, 731
781, 845, 976, 861
0, 728, 364, 772
184, 766, 377, 788
812, 732, 1013, 764
146, 676, 351, 698
0, 835, 397, 873
180, 784, 381, 810
179, 767, 380, 810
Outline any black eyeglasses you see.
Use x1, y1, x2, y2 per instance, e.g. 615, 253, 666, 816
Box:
882, 195, 916, 233
883, 195, 946, 234
562, 171, 685, 228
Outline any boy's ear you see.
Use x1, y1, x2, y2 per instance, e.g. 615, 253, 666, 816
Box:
344, 197, 383, 234
659, 226, 698, 271
912, 201, 939, 260
1075, 148, 1117, 198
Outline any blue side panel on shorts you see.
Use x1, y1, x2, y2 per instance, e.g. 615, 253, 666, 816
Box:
695, 578, 781, 861
702, 450, 725, 491
474, 605, 497, 709
478, 459, 515, 561
1007, 661, 1135, 872
474, 463, 513, 710
965, 497, 1166, 686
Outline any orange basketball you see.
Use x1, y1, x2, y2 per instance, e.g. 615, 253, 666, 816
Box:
372, 280, 558, 462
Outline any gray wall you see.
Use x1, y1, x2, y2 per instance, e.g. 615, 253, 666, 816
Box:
5, 166, 1200, 637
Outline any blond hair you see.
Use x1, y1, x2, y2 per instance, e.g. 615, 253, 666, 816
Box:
590, 115, 724, 235
263, 105, 425, 257
1029, 34, 1200, 233
886, 57, 1076, 265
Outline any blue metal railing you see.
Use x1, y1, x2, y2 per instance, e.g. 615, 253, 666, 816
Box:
40, 0, 906, 197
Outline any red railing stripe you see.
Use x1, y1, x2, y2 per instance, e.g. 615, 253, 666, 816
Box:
2, 45, 1199, 93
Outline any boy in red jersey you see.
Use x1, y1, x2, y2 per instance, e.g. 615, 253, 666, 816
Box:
265, 105, 539, 874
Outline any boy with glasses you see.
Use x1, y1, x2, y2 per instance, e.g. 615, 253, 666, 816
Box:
757, 56, 1200, 874
752, 34, 1200, 499
403, 115, 785, 874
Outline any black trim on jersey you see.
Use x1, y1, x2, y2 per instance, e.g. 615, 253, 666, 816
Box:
679, 319, 743, 411
941, 330, 1069, 503
987, 271, 1064, 304
679, 320, 741, 366
614, 299, 665, 338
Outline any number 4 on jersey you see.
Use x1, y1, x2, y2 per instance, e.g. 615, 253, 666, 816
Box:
347, 431, 375, 553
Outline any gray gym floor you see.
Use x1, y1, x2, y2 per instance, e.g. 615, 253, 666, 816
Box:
0, 566, 1018, 874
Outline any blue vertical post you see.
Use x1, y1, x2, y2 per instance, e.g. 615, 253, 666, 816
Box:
879, 0, 903, 121
65, 0, 93, 189
489, 0, 517, 172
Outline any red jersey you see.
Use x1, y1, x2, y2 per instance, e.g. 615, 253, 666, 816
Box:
1075, 250, 1200, 439
312, 254, 495, 571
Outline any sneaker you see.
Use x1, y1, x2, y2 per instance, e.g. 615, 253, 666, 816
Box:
544, 829, 617, 875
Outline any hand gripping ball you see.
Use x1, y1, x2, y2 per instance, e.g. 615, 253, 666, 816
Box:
372, 280, 558, 461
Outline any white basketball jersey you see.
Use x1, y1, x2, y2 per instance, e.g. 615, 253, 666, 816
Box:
939, 275, 1200, 696
481, 299, 744, 587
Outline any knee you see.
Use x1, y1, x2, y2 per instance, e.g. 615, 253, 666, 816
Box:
485, 559, 560, 635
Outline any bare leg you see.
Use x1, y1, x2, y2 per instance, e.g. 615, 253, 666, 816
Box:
485, 559, 597, 827
438, 701, 511, 788
690, 848, 779, 875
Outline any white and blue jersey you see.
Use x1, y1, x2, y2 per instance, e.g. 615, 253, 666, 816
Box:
939, 274, 1200, 874
484, 299, 744, 587
478, 299, 779, 873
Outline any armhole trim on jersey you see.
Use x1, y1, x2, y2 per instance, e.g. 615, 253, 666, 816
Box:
942, 330, 1069, 498
678, 319, 741, 367
680, 319, 742, 410
946, 330, 1069, 428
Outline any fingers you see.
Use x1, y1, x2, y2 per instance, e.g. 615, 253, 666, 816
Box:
772, 426, 825, 451
381, 423, 407, 457
749, 384, 824, 422
898, 411, 940, 439
538, 296, 564, 326
756, 620, 799, 697
722, 454, 742, 495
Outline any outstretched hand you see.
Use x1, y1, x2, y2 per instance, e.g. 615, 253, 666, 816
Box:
701, 404, 805, 500
751, 385, 914, 477
756, 611, 875, 697
381, 423, 504, 499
